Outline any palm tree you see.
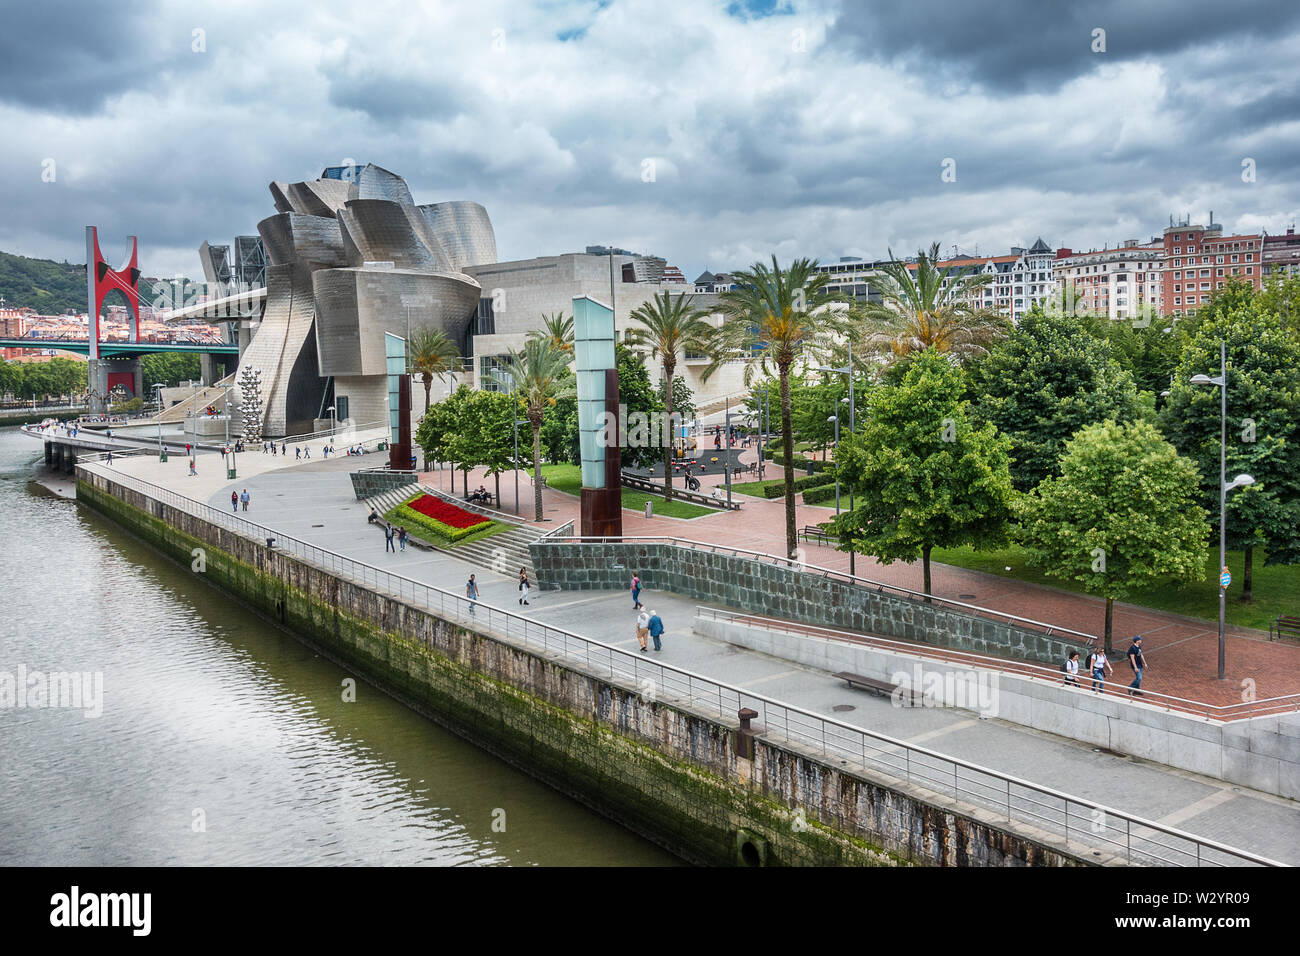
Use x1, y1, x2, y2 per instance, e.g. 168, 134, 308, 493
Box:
627, 291, 714, 500
491, 339, 573, 521
527, 312, 574, 355
714, 256, 846, 559
857, 242, 1006, 360
408, 327, 460, 414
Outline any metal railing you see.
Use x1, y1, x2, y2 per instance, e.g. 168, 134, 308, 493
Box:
70, 460, 1282, 868
537, 535, 1097, 645
698, 607, 1300, 723
541, 519, 575, 539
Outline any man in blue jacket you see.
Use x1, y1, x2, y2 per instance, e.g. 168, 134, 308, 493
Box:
648, 611, 665, 652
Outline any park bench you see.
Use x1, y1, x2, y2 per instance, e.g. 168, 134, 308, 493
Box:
800, 524, 837, 546
833, 671, 920, 706
1269, 615, 1300, 642
466, 492, 498, 509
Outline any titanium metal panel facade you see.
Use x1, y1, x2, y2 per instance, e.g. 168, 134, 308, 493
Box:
232, 161, 495, 436
419, 201, 498, 270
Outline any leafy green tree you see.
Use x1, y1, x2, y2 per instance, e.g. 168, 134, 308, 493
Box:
716, 256, 846, 558
1257, 273, 1300, 338
790, 375, 844, 459
451, 389, 516, 504
627, 291, 714, 499
491, 339, 573, 521
970, 307, 1145, 490
658, 375, 695, 428
613, 343, 665, 471
1018, 419, 1209, 652
831, 350, 1015, 597
856, 242, 1007, 362
416, 385, 473, 489
1158, 303, 1300, 601
141, 352, 201, 389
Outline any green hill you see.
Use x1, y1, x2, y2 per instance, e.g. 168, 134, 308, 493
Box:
0, 249, 86, 315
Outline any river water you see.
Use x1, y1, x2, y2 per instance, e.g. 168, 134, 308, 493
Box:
0, 427, 674, 866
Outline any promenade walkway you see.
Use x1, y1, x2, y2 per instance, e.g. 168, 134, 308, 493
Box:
433, 453, 1300, 710
76, 456, 1291, 865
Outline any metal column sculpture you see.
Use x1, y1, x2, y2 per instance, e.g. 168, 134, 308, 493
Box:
385, 332, 412, 471
573, 296, 622, 537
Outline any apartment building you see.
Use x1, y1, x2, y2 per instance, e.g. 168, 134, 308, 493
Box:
812, 239, 1058, 322
1261, 227, 1300, 280
1161, 215, 1263, 316
1053, 240, 1165, 321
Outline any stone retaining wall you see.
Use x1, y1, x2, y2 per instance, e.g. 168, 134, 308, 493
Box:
532, 540, 1087, 665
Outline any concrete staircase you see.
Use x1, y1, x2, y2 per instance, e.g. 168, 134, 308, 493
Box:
152, 373, 238, 424
363, 484, 542, 582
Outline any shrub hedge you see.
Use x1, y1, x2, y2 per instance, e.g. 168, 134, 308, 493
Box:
386, 494, 493, 543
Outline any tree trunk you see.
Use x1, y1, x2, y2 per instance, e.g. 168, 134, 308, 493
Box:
779, 365, 797, 559
663, 360, 675, 502
423, 374, 432, 415
494, 470, 500, 510
1242, 547, 1254, 603
532, 421, 544, 522
922, 545, 932, 601
1104, 597, 1114, 655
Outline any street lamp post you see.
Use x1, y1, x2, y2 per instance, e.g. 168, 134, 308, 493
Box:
724, 397, 733, 508
153, 382, 166, 459
1190, 340, 1257, 680
817, 348, 857, 575
827, 414, 840, 513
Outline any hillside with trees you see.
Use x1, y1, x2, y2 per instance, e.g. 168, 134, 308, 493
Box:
0, 249, 86, 315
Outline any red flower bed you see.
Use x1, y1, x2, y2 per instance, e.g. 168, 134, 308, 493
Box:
407, 494, 489, 529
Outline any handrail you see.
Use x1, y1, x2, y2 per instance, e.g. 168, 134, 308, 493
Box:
697, 607, 1300, 723
70, 460, 1283, 867
541, 519, 575, 539
536, 534, 1097, 644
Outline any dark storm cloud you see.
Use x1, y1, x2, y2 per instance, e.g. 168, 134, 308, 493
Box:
0, 0, 196, 113
829, 0, 1300, 93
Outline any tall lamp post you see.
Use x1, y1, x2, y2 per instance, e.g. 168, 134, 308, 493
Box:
1190, 341, 1257, 680
816, 349, 857, 576
826, 414, 840, 512
153, 382, 166, 459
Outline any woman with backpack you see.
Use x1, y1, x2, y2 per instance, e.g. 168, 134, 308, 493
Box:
1088, 648, 1113, 694
518, 568, 531, 606
1062, 650, 1080, 687
630, 572, 643, 610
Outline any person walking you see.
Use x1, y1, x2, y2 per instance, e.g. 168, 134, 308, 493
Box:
384, 524, 395, 553
1126, 636, 1147, 697
466, 574, 479, 614
1088, 648, 1112, 694
398, 526, 407, 552
303, 445, 310, 459
295, 446, 301, 460
188, 458, 197, 476
220, 446, 227, 464
231, 491, 239, 513
263, 441, 268, 454
636, 609, 650, 652
240, 489, 250, 511
518, 568, 531, 606
630, 572, 643, 610
648, 610, 665, 652
1062, 650, 1080, 687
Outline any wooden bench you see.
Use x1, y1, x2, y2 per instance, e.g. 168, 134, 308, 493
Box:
834, 671, 920, 705
1270, 615, 1300, 641
800, 524, 837, 545
466, 493, 498, 509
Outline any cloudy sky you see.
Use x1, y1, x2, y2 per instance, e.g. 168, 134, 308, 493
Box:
3, 0, 1299, 282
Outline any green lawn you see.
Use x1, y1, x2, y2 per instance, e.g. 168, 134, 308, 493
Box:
534, 464, 715, 519
929, 542, 1297, 632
